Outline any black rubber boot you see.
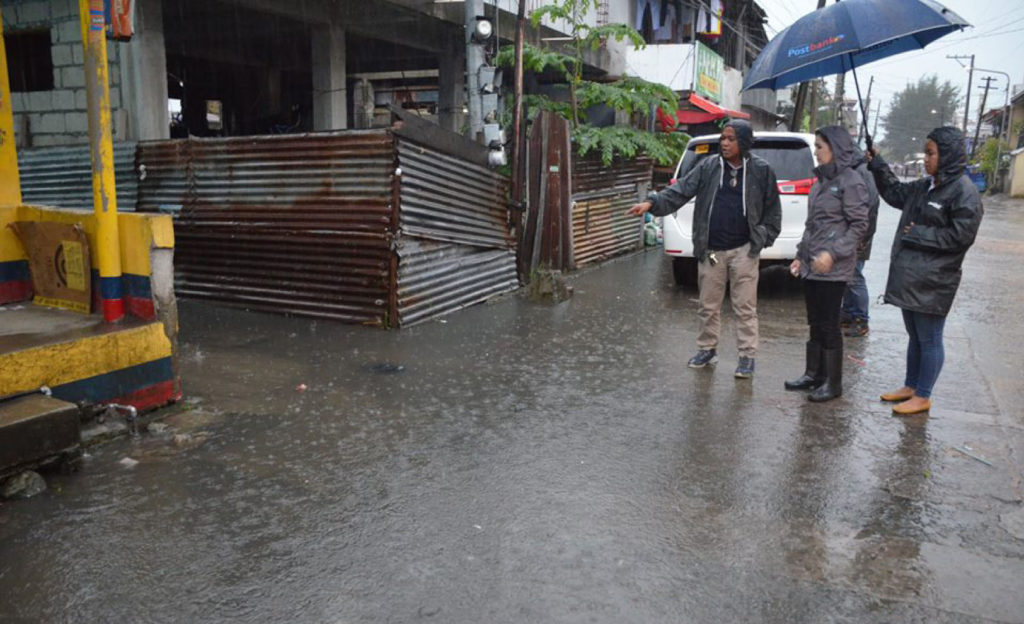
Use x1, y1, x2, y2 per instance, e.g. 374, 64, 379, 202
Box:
784, 341, 824, 391
808, 346, 843, 402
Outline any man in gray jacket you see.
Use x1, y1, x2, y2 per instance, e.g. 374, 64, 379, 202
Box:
628, 120, 782, 378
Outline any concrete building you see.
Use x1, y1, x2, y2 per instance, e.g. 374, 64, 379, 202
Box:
3, 0, 628, 146
624, 0, 780, 134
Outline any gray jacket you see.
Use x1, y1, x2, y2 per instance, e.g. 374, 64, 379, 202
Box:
796, 126, 870, 282
647, 153, 782, 262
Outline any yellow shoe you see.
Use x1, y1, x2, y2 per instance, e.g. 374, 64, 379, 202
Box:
892, 396, 932, 415
880, 386, 915, 402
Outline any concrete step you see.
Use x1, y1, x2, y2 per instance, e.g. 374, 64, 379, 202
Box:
0, 393, 82, 479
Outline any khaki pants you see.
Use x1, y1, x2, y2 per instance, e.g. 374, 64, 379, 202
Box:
696, 243, 759, 358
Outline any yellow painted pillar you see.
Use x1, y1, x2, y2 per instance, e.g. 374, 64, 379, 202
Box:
79, 0, 124, 321
0, 7, 22, 206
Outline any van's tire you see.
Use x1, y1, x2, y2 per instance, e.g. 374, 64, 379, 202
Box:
672, 257, 698, 288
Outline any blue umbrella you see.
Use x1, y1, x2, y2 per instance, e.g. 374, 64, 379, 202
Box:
742, 0, 970, 146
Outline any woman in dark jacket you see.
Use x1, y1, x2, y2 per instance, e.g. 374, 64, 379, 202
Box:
785, 126, 870, 402
866, 127, 983, 415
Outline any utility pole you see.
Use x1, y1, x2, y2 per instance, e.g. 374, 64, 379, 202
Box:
465, 0, 485, 141
972, 76, 994, 160
790, 0, 828, 131
947, 54, 975, 132
511, 0, 526, 207
807, 80, 819, 130
833, 71, 845, 130
872, 100, 881, 138
858, 75, 874, 144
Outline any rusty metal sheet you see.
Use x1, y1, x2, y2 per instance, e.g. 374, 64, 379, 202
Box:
396, 238, 518, 327
397, 139, 512, 249
18, 142, 138, 210
571, 155, 654, 195
569, 154, 652, 268
137, 131, 397, 326
571, 191, 644, 267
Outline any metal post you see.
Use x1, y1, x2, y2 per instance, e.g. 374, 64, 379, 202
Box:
972, 69, 1012, 190
465, 0, 485, 141
0, 7, 22, 206
972, 77, 994, 161
511, 0, 526, 208
79, 0, 124, 322
963, 54, 974, 132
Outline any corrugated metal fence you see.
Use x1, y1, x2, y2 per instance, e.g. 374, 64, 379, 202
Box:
17, 142, 139, 211
396, 139, 517, 326
570, 154, 652, 268
521, 112, 653, 274
134, 131, 517, 327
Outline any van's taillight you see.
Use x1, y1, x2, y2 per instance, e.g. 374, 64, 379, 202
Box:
778, 177, 815, 195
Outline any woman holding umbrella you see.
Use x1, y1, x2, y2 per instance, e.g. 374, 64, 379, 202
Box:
866, 127, 983, 415
785, 126, 871, 402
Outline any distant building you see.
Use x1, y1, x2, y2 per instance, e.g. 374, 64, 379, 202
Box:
625, 0, 782, 133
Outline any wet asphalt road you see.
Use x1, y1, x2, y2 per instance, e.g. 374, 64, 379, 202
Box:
2, 197, 1024, 623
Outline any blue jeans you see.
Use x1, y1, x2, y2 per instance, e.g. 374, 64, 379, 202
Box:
901, 309, 946, 399
841, 260, 869, 321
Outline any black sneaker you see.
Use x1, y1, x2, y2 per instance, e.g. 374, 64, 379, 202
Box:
687, 349, 718, 368
734, 356, 755, 379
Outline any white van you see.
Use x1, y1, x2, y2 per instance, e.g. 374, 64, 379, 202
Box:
662, 132, 818, 286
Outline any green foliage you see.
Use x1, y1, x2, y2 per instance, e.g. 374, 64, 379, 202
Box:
975, 136, 1009, 178
585, 23, 647, 50
882, 75, 960, 162
576, 77, 676, 120
495, 42, 574, 77
574, 125, 689, 166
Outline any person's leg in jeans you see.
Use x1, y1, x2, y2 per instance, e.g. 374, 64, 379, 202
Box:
882, 309, 921, 403
893, 310, 945, 413
902, 309, 921, 391
842, 260, 870, 335
908, 311, 946, 399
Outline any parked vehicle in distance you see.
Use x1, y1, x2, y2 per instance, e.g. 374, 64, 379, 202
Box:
662, 132, 818, 286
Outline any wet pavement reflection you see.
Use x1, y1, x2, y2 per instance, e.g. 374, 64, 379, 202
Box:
2, 198, 1023, 622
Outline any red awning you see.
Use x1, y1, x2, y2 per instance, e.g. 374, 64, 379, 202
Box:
687, 93, 750, 120
658, 93, 750, 131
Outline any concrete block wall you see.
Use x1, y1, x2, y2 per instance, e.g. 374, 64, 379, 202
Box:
6, 0, 129, 147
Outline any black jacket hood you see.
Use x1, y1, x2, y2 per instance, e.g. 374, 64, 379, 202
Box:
927, 126, 967, 184
724, 119, 754, 156
815, 125, 858, 177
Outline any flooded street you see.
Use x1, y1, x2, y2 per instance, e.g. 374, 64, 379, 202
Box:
3, 198, 1024, 622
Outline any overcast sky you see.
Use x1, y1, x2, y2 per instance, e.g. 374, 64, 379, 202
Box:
752, 0, 1023, 130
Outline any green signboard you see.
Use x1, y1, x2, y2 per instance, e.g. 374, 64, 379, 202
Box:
694, 41, 724, 102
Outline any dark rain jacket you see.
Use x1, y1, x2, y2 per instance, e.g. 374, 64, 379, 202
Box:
867, 127, 983, 316
851, 146, 881, 261
796, 126, 871, 283
647, 120, 782, 262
